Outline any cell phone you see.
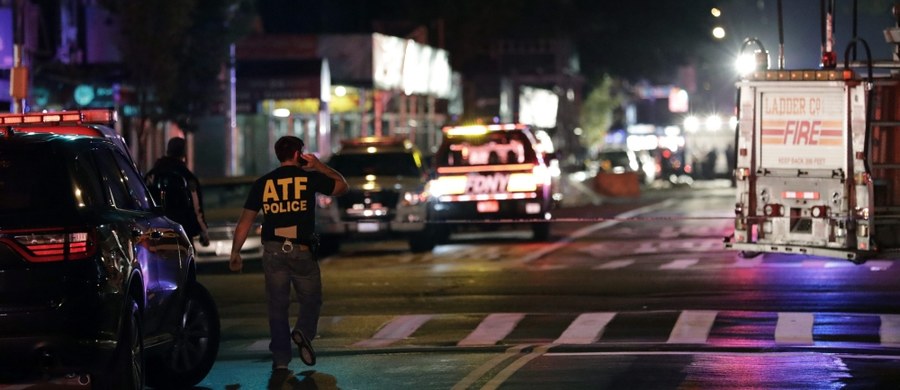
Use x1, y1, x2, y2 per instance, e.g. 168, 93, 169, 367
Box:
298, 154, 307, 166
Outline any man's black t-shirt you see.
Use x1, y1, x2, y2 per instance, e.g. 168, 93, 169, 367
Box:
244, 166, 336, 242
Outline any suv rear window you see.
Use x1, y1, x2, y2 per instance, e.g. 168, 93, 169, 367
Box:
329, 152, 421, 177
0, 144, 79, 215
436, 130, 538, 167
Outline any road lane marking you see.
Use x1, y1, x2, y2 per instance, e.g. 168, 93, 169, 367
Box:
520, 199, 677, 264
880, 315, 900, 346
593, 259, 635, 270
451, 344, 532, 390
775, 312, 815, 344
659, 226, 678, 238
659, 258, 699, 270
482, 344, 554, 390
668, 310, 718, 344
867, 260, 893, 271
545, 351, 900, 360
554, 312, 617, 344
458, 313, 525, 346
352, 314, 433, 348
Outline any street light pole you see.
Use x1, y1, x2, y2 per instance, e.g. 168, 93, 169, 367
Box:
10, 0, 28, 113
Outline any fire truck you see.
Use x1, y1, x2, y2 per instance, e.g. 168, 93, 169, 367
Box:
724, 1, 900, 263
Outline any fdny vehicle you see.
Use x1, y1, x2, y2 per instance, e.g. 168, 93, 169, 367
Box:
725, 1, 900, 262
428, 124, 557, 241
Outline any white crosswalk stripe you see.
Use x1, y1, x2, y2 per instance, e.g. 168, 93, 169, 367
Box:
592, 259, 635, 270
668, 310, 717, 344
458, 313, 526, 346
659, 258, 699, 270
880, 315, 900, 346
229, 310, 900, 353
352, 314, 434, 348
775, 312, 815, 344
554, 312, 616, 344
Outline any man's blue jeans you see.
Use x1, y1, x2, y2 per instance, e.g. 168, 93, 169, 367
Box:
261, 241, 322, 366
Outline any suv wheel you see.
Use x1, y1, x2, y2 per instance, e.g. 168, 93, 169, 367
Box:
433, 223, 452, 244
147, 283, 220, 389
95, 297, 144, 390
408, 227, 436, 253
532, 222, 551, 241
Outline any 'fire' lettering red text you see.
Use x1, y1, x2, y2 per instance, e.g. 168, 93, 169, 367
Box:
783, 120, 821, 145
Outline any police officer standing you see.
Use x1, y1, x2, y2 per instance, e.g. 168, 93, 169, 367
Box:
146, 137, 210, 247
229, 136, 348, 371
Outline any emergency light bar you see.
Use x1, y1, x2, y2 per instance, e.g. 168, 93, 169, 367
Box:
436, 163, 535, 174
340, 136, 412, 149
0, 109, 117, 126
443, 123, 527, 136
744, 69, 854, 82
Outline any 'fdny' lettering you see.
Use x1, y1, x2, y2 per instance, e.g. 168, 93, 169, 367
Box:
262, 177, 309, 214
466, 173, 509, 194
783, 120, 822, 145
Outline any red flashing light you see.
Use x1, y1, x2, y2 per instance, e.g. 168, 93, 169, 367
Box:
0, 109, 117, 138
821, 51, 837, 69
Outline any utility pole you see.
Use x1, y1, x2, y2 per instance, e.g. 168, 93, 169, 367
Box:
10, 0, 28, 113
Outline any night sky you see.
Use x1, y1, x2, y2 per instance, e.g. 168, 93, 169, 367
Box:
254, 0, 898, 85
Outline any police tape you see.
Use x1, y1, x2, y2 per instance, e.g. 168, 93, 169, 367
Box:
329, 213, 900, 225
333, 215, 737, 225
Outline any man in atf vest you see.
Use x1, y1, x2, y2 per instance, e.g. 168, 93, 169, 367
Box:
229, 135, 347, 372
146, 137, 210, 247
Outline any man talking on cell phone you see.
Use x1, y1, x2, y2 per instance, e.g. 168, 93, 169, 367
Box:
229, 136, 348, 372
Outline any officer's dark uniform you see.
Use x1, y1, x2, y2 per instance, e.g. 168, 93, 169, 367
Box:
243, 164, 336, 368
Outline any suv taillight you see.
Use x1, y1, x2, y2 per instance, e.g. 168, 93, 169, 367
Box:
1, 229, 97, 263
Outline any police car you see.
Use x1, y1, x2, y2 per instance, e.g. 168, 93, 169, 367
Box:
0, 109, 219, 389
429, 123, 557, 241
316, 136, 436, 253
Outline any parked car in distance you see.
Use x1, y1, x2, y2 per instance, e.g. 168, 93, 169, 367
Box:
316, 136, 436, 254
194, 176, 264, 263
0, 109, 219, 389
592, 148, 656, 185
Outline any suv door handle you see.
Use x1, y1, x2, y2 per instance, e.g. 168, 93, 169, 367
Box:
132, 230, 163, 239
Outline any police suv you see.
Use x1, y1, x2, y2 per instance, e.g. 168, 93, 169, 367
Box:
316, 136, 435, 253
428, 123, 556, 241
0, 109, 219, 389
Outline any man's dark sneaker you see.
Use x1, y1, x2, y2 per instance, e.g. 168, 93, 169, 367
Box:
292, 329, 316, 366
268, 364, 293, 388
